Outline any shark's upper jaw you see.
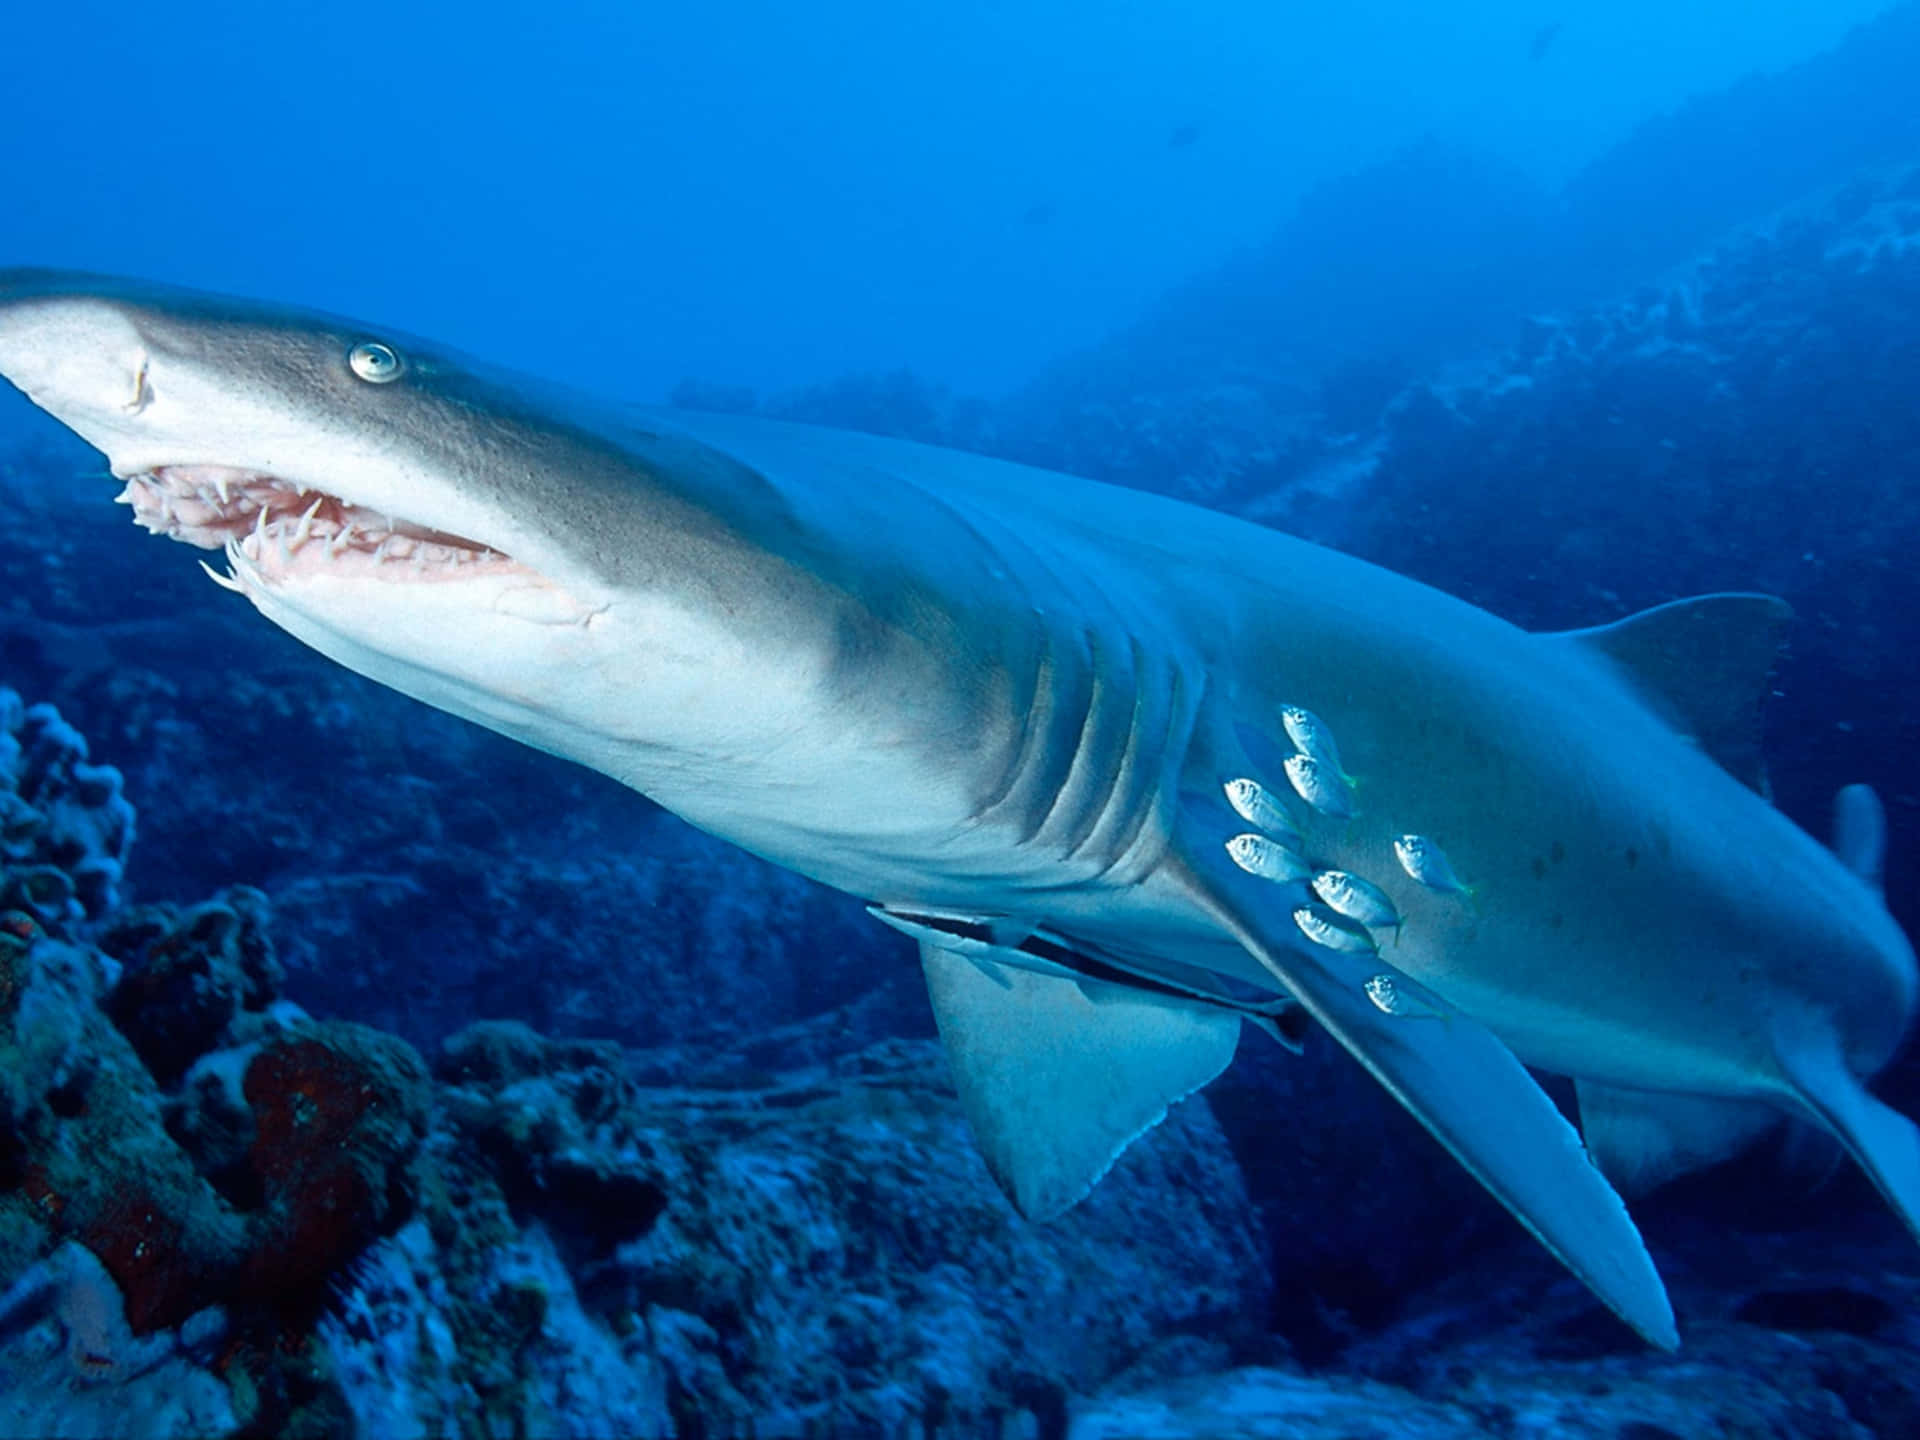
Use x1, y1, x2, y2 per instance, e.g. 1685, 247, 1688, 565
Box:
123, 462, 532, 589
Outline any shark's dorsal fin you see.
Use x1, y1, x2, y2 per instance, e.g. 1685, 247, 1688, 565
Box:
914, 935, 1240, 1220
1553, 593, 1792, 795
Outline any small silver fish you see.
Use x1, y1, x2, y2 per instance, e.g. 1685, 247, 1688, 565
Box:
1393, 834, 1471, 895
1281, 704, 1350, 779
1312, 870, 1401, 931
1223, 777, 1301, 846
1226, 832, 1314, 884
1363, 974, 1441, 1018
1283, 754, 1355, 819
1293, 904, 1377, 954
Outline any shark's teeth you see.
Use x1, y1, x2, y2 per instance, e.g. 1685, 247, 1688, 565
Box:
198, 559, 247, 594
118, 464, 525, 582
292, 495, 324, 547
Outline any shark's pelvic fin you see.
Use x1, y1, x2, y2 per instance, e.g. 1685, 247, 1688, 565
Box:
1192, 850, 1678, 1350
917, 938, 1241, 1221
1553, 593, 1792, 795
1778, 1030, 1920, 1245
1575, 1080, 1781, 1198
1832, 783, 1887, 894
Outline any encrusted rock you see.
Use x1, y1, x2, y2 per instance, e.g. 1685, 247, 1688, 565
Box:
0, 691, 134, 926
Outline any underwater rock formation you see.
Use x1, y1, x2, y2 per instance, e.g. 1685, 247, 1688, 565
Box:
0, 766, 435, 1433
0, 1243, 234, 1439
0, 688, 133, 926
396, 1022, 1270, 1435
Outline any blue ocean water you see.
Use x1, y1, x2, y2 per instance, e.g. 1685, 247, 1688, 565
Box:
1, 2, 1918, 1434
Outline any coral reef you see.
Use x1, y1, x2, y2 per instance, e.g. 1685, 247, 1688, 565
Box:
0, 772, 433, 1434
0, 688, 133, 927
0, 1243, 235, 1439
404, 1022, 1269, 1435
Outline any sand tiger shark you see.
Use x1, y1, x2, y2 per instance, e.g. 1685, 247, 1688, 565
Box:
1, 270, 1916, 1349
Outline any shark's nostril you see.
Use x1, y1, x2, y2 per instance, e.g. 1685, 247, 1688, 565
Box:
124, 356, 153, 415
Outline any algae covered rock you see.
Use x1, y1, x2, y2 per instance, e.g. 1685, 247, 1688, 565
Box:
0, 1243, 235, 1439
240, 1020, 432, 1300
405, 1024, 1270, 1436
0, 932, 249, 1333
0, 689, 133, 927
100, 886, 282, 1087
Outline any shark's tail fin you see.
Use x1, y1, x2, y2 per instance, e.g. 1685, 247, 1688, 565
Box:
1779, 1033, 1920, 1245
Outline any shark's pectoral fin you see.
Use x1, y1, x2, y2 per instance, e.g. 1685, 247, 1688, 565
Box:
1552, 593, 1791, 796
916, 937, 1240, 1221
1575, 1080, 1781, 1198
1778, 1031, 1920, 1245
1189, 853, 1677, 1350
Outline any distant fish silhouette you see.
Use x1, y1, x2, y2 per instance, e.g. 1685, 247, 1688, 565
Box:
1529, 21, 1562, 62
1168, 124, 1200, 150
1021, 202, 1055, 227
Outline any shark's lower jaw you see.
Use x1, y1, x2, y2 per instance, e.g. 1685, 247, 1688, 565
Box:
119, 464, 529, 588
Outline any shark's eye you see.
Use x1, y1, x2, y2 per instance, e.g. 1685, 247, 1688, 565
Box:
348, 341, 404, 384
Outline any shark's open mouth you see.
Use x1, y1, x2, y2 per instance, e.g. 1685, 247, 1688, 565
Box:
119, 464, 526, 586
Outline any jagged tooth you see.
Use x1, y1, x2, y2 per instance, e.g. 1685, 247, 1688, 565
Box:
294, 495, 324, 547
113, 483, 136, 505
214, 473, 232, 504
253, 505, 270, 542
375, 537, 394, 564
198, 559, 247, 594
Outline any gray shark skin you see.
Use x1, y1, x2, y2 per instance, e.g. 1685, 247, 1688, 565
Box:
3, 269, 1917, 1351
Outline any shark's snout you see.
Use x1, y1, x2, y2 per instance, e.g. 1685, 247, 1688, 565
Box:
0, 270, 592, 618
0, 279, 154, 439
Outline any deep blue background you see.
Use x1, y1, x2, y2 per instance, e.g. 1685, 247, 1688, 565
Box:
0, 0, 1893, 402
